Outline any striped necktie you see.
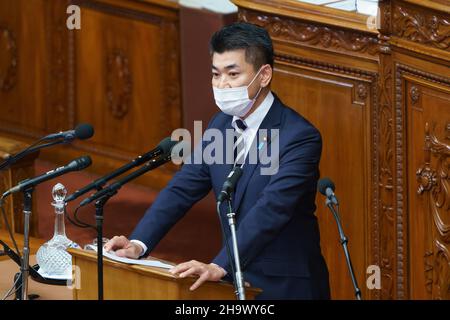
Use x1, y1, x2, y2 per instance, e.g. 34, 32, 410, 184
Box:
234, 119, 247, 167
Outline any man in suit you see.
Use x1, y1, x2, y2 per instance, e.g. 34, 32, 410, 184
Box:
105, 22, 330, 299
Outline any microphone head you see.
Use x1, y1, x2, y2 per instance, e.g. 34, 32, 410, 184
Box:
75, 123, 94, 140
158, 137, 179, 155
217, 166, 243, 202
318, 177, 335, 196
223, 166, 243, 191
68, 156, 92, 171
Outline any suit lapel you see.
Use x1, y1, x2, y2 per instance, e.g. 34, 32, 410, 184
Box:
232, 96, 283, 212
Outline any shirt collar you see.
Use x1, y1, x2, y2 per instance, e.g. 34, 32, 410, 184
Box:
232, 91, 274, 132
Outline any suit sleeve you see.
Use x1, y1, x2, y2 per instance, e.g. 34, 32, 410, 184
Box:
129, 118, 219, 256
212, 126, 322, 273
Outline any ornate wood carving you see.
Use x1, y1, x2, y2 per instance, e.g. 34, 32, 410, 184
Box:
238, 8, 379, 59
371, 72, 381, 300
357, 83, 368, 100
106, 50, 132, 120
0, 26, 17, 92
392, 3, 450, 51
378, 55, 395, 299
376, 2, 396, 295
276, 53, 375, 81
396, 63, 450, 299
353, 83, 368, 106
417, 123, 450, 299
394, 63, 407, 299
410, 85, 420, 105
348, 82, 369, 106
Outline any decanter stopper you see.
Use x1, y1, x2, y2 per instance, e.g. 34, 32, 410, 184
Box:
52, 183, 67, 210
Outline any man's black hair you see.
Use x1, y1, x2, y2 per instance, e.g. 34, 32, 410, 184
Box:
209, 22, 274, 70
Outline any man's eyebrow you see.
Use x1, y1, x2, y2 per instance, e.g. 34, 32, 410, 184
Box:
212, 64, 240, 71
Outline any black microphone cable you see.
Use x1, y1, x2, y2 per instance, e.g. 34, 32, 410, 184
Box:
65, 205, 96, 231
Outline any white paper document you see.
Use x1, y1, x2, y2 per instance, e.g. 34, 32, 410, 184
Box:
85, 244, 173, 269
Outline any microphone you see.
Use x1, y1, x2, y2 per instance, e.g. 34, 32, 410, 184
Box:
78, 140, 183, 207
317, 177, 362, 300
44, 123, 94, 141
318, 177, 338, 205
217, 166, 243, 203
66, 137, 177, 203
0, 124, 94, 172
2, 156, 92, 198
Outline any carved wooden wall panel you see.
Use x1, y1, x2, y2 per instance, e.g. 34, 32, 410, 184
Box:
45, 0, 72, 134
403, 67, 450, 299
66, 1, 181, 188
0, 0, 48, 138
271, 61, 373, 300
387, 0, 450, 300
0, 0, 182, 190
391, 1, 450, 61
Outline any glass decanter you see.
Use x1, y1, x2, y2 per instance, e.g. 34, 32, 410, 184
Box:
36, 183, 79, 276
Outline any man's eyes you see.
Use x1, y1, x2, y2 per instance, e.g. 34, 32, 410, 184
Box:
211, 72, 240, 77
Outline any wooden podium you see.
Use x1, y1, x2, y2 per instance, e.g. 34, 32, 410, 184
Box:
69, 249, 261, 300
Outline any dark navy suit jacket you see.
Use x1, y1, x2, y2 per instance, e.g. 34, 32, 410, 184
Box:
131, 94, 330, 299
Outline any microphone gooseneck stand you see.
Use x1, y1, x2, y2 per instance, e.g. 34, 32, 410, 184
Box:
325, 197, 362, 300
215, 201, 238, 293
0, 139, 70, 172
94, 193, 113, 300
20, 187, 34, 300
224, 198, 245, 300
216, 166, 246, 300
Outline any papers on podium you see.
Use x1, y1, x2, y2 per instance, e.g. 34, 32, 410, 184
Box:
85, 244, 173, 269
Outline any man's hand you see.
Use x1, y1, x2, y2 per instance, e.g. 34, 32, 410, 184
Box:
169, 260, 226, 291
104, 235, 143, 259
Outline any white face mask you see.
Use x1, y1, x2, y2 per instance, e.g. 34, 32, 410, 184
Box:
213, 68, 263, 118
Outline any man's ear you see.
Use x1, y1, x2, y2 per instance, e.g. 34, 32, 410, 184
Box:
260, 65, 273, 88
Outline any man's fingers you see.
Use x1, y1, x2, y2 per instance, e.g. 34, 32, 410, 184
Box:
168, 261, 222, 291
179, 266, 203, 278
114, 248, 128, 257
190, 273, 209, 291
104, 235, 129, 252
170, 264, 190, 275
170, 260, 198, 275
103, 239, 114, 251
114, 246, 137, 259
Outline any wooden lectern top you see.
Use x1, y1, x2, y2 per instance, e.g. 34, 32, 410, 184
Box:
69, 248, 261, 300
